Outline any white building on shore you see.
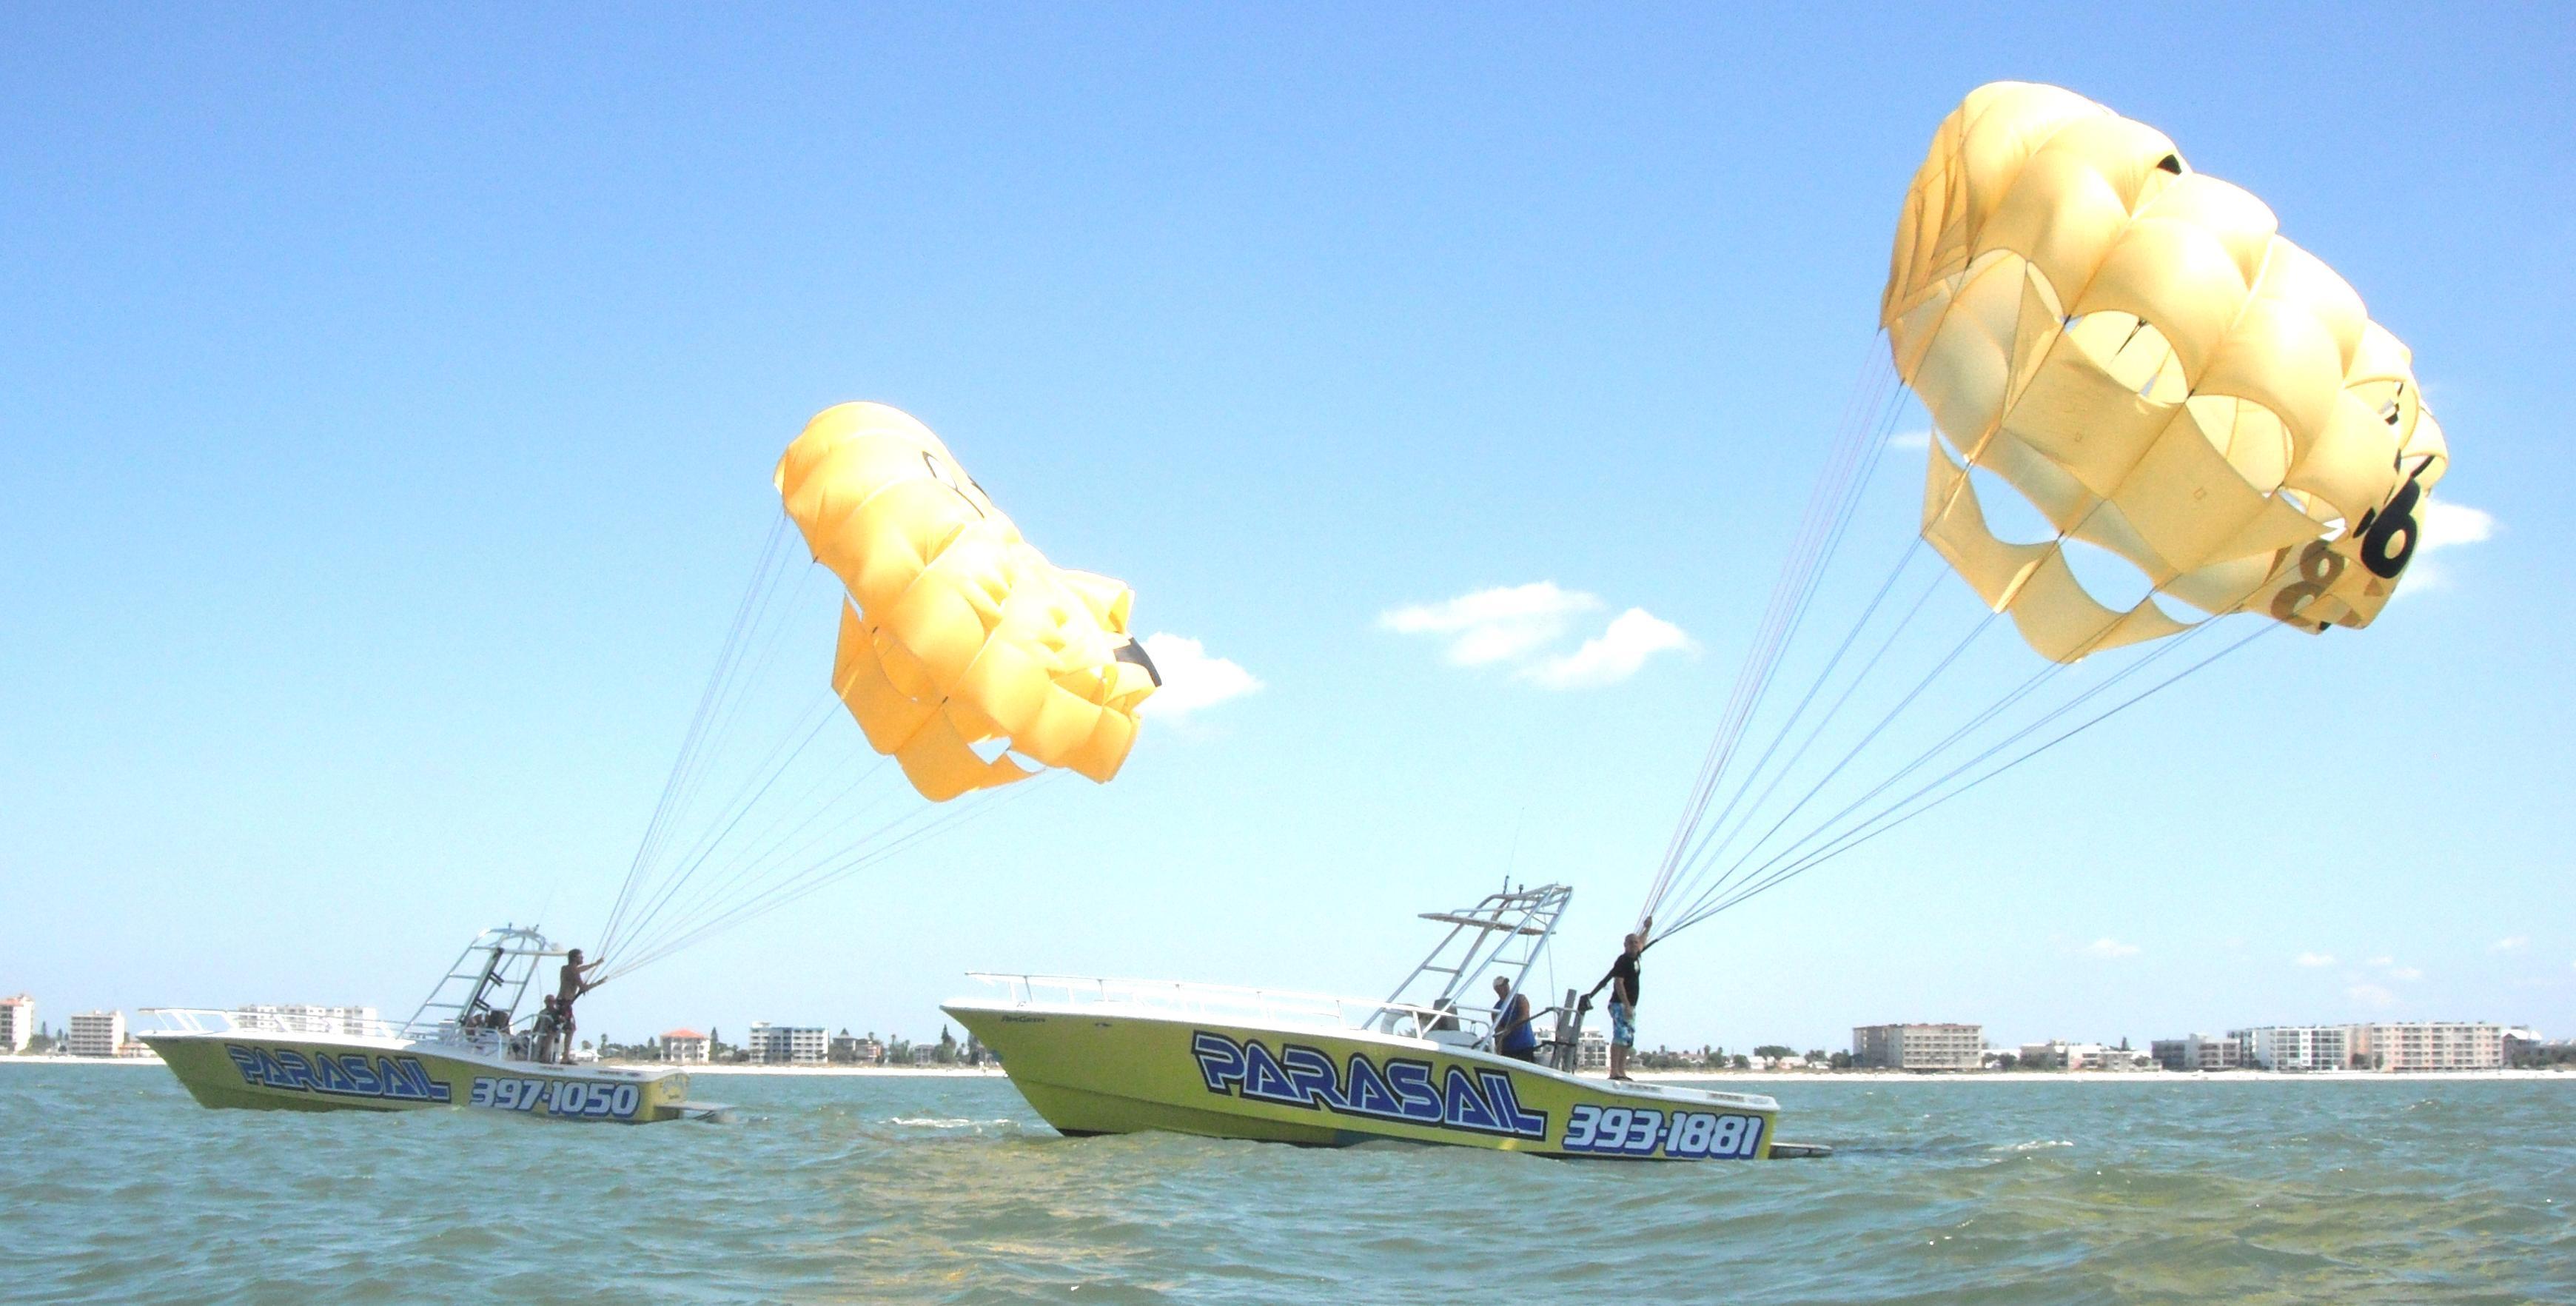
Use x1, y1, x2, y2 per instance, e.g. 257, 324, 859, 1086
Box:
660, 1028, 711, 1064
2207, 1022, 2506, 1072
237, 1005, 381, 1037
67, 1010, 125, 1058
2020, 1040, 2156, 1071
0, 994, 31, 1054
2235, 1025, 2349, 1071
1576, 1028, 1609, 1072
2150, 1034, 2245, 1072
1854, 1023, 1982, 1071
747, 1022, 827, 1065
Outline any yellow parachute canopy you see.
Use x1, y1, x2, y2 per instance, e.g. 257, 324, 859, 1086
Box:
1885, 82, 2449, 663
774, 402, 1158, 801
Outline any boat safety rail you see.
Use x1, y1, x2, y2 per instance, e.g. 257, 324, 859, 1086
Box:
419, 1023, 537, 1060
136, 1007, 408, 1041
965, 973, 1497, 1042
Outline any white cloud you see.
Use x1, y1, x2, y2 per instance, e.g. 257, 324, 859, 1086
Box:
2086, 937, 2141, 960
1379, 582, 1601, 666
1889, 429, 1931, 452
2347, 982, 2398, 1009
1383, 583, 1691, 689
1136, 634, 1259, 720
1517, 608, 1695, 690
2490, 935, 2529, 954
2367, 955, 2395, 968
2295, 952, 2336, 968
2396, 500, 2497, 596
2421, 501, 2496, 552
2390, 966, 2424, 981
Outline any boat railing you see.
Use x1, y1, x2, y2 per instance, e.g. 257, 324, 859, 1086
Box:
136, 1007, 409, 1041
964, 973, 1497, 1043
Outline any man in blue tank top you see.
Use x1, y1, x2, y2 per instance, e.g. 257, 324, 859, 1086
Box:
1490, 975, 1539, 1063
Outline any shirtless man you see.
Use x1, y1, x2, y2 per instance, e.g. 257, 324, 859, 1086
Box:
555, 948, 600, 1065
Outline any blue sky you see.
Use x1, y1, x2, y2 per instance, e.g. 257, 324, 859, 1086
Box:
4, 5, 2569, 1052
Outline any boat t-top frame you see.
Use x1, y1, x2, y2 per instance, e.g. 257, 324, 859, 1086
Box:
405, 925, 565, 1037
1381, 881, 1567, 1026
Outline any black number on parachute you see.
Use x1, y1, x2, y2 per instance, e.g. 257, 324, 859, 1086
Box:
2355, 465, 2429, 580
2268, 540, 2346, 629
920, 451, 988, 520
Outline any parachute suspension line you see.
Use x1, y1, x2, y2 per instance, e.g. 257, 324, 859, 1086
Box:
631, 522, 803, 887
1660, 468, 2208, 941
599, 518, 794, 958
603, 740, 907, 971
1654, 546, 1939, 920
1666, 601, 2004, 931
1641, 346, 1896, 907
600, 605, 820, 965
1660, 284, 2248, 942
619, 737, 895, 946
1679, 619, 2275, 926
595, 695, 844, 970
600, 521, 786, 954
1658, 543, 1928, 893
1640, 342, 1907, 926
593, 774, 1056, 985
633, 535, 826, 888
1662, 623, 2096, 936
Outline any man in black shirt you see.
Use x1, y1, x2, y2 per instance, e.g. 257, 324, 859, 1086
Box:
1585, 917, 1652, 1081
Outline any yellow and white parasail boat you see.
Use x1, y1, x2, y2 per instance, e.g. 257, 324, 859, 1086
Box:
141, 928, 719, 1124
948, 885, 1825, 1160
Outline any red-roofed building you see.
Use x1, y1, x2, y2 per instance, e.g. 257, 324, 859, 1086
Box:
662, 1028, 710, 1064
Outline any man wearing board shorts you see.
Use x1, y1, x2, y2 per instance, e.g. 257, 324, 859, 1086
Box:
555, 948, 600, 1065
1585, 918, 1651, 1082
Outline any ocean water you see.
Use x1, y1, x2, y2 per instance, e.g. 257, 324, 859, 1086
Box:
4, 1065, 2569, 1304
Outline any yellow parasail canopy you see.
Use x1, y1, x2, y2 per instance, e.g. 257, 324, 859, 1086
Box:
1884, 82, 2449, 663
774, 402, 1159, 801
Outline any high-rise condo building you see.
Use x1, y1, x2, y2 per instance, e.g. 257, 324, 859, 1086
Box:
67, 1010, 125, 1058
2347, 1022, 2504, 1071
746, 1022, 827, 1065
236, 1005, 382, 1037
2150, 1033, 2244, 1072
2234, 1025, 2350, 1071
1853, 1023, 1983, 1071
0, 994, 31, 1054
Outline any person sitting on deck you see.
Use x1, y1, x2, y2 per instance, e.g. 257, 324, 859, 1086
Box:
1583, 917, 1653, 1082
555, 947, 601, 1065
1489, 976, 1539, 1064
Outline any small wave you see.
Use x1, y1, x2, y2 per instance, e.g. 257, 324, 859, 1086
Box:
1993, 1139, 2075, 1152
886, 1116, 1016, 1129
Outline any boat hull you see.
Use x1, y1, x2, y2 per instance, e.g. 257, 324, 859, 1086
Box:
944, 1001, 1781, 1159
144, 1031, 700, 1123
